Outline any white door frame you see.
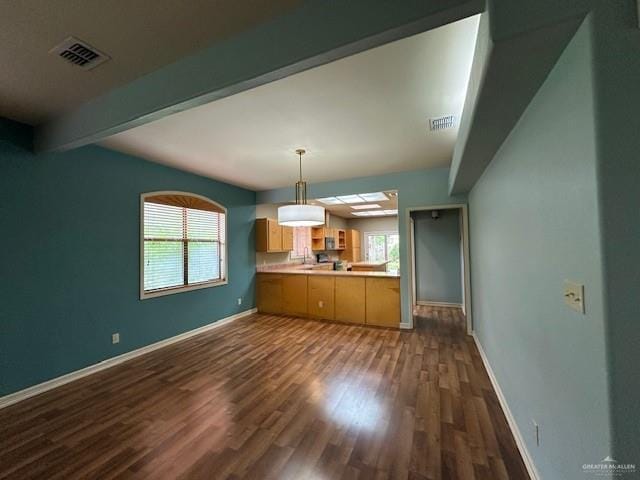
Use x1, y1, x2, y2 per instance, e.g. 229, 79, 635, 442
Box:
407, 204, 472, 334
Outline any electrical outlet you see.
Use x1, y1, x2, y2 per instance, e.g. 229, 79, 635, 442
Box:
532, 420, 540, 446
318, 300, 324, 308
111, 333, 120, 344
237, 297, 242, 305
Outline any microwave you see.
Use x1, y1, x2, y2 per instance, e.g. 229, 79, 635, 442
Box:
325, 237, 336, 250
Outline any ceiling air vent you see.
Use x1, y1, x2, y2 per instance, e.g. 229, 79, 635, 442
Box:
50, 37, 110, 70
429, 115, 455, 131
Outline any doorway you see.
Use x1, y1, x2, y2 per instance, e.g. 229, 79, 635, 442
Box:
408, 204, 471, 333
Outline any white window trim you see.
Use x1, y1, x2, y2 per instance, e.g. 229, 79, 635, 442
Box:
140, 191, 228, 300
364, 230, 399, 261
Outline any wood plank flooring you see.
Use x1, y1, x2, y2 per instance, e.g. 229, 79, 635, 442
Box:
0, 308, 529, 479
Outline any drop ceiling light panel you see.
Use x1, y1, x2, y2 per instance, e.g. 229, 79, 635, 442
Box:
317, 197, 343, 205
319, 192, 389, 206
359, 192, 388, 202
351, 204, 381, 210
352, 209, 397, 217
336, 194, 364, 204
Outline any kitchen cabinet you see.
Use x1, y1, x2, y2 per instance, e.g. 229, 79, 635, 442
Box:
308, 276, 335, 320
311, 226, 326, 251
256, 272, 400, 328
365, 277, 401, 327
335, 277, 365, 324
256, 218, 293, 252
282, 224, 294, 251
256, 274, 283, 313
311, 227, 345, 251
282, 275, 308, 316
340, 229, 361, 262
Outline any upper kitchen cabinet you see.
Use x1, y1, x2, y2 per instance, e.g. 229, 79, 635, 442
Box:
282, 224, 294, 251
256, 218, 293, 253
340, 229, 361, 262
311, 226, 345, 251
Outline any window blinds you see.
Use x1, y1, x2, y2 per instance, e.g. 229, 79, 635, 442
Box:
143, 198, 225, 292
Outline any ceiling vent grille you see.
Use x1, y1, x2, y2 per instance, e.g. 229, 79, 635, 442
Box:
429, 115, 455, 131
50, 37, 110, 70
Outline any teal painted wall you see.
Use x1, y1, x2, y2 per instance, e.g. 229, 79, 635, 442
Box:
412, 209, 462, 304
0, 119, 256, 396
258, 167, 467, 325
468, 20, 612, 479
591, 0, 640, 465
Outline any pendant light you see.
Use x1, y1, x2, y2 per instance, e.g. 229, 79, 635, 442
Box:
278, 149, 325, 227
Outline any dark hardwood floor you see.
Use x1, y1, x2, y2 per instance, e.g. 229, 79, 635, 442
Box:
0, 308, 529, 479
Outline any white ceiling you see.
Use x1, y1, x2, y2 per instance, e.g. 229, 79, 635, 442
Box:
0, 0, 300, 124
101, 15, 479, 191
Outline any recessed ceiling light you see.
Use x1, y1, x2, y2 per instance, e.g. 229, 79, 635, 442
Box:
351, 204, 381, 210
360, 192, 388, 202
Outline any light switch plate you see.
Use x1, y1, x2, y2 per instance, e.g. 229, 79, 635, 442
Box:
563, 280, 585, 313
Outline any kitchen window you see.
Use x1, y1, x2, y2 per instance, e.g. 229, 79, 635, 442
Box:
291, 226, 312, 259
141, 192, 227, 299
365, 231, 400, 273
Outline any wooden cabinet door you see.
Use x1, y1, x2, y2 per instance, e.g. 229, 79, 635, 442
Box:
281, 226, 294, 251
257, 274, 283, 313
308, 276, 335, 320
335, 277, 365, 324
267, 219, 282, 251
365, 277, 400, 327
282, 275, 308, 317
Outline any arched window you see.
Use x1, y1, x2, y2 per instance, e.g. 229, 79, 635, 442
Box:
140, 191, 227, 299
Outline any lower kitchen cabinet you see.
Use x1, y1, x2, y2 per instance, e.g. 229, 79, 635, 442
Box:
334, 277, 365, 324
256, 274, 283, 314
256, 273, 400, 328
308, 276, 335, 320
282, 275, 308, 317
365, 277, 401, 327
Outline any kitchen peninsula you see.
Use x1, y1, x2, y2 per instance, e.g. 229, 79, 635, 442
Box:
256, 268, 400, 328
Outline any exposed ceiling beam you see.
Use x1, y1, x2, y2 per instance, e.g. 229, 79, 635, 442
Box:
448, 2, 589, 194
35, 0, 483, 152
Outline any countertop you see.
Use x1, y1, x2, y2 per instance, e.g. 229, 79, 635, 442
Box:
257, 268, 400, 278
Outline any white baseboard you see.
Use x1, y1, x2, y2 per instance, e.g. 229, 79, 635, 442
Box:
416, 300, 463, 308
0, 308, 257, 410
472, 333, 540, 480
399, 322, 412, 329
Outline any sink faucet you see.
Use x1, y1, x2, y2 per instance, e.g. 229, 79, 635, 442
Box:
303, 246, 310, 264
